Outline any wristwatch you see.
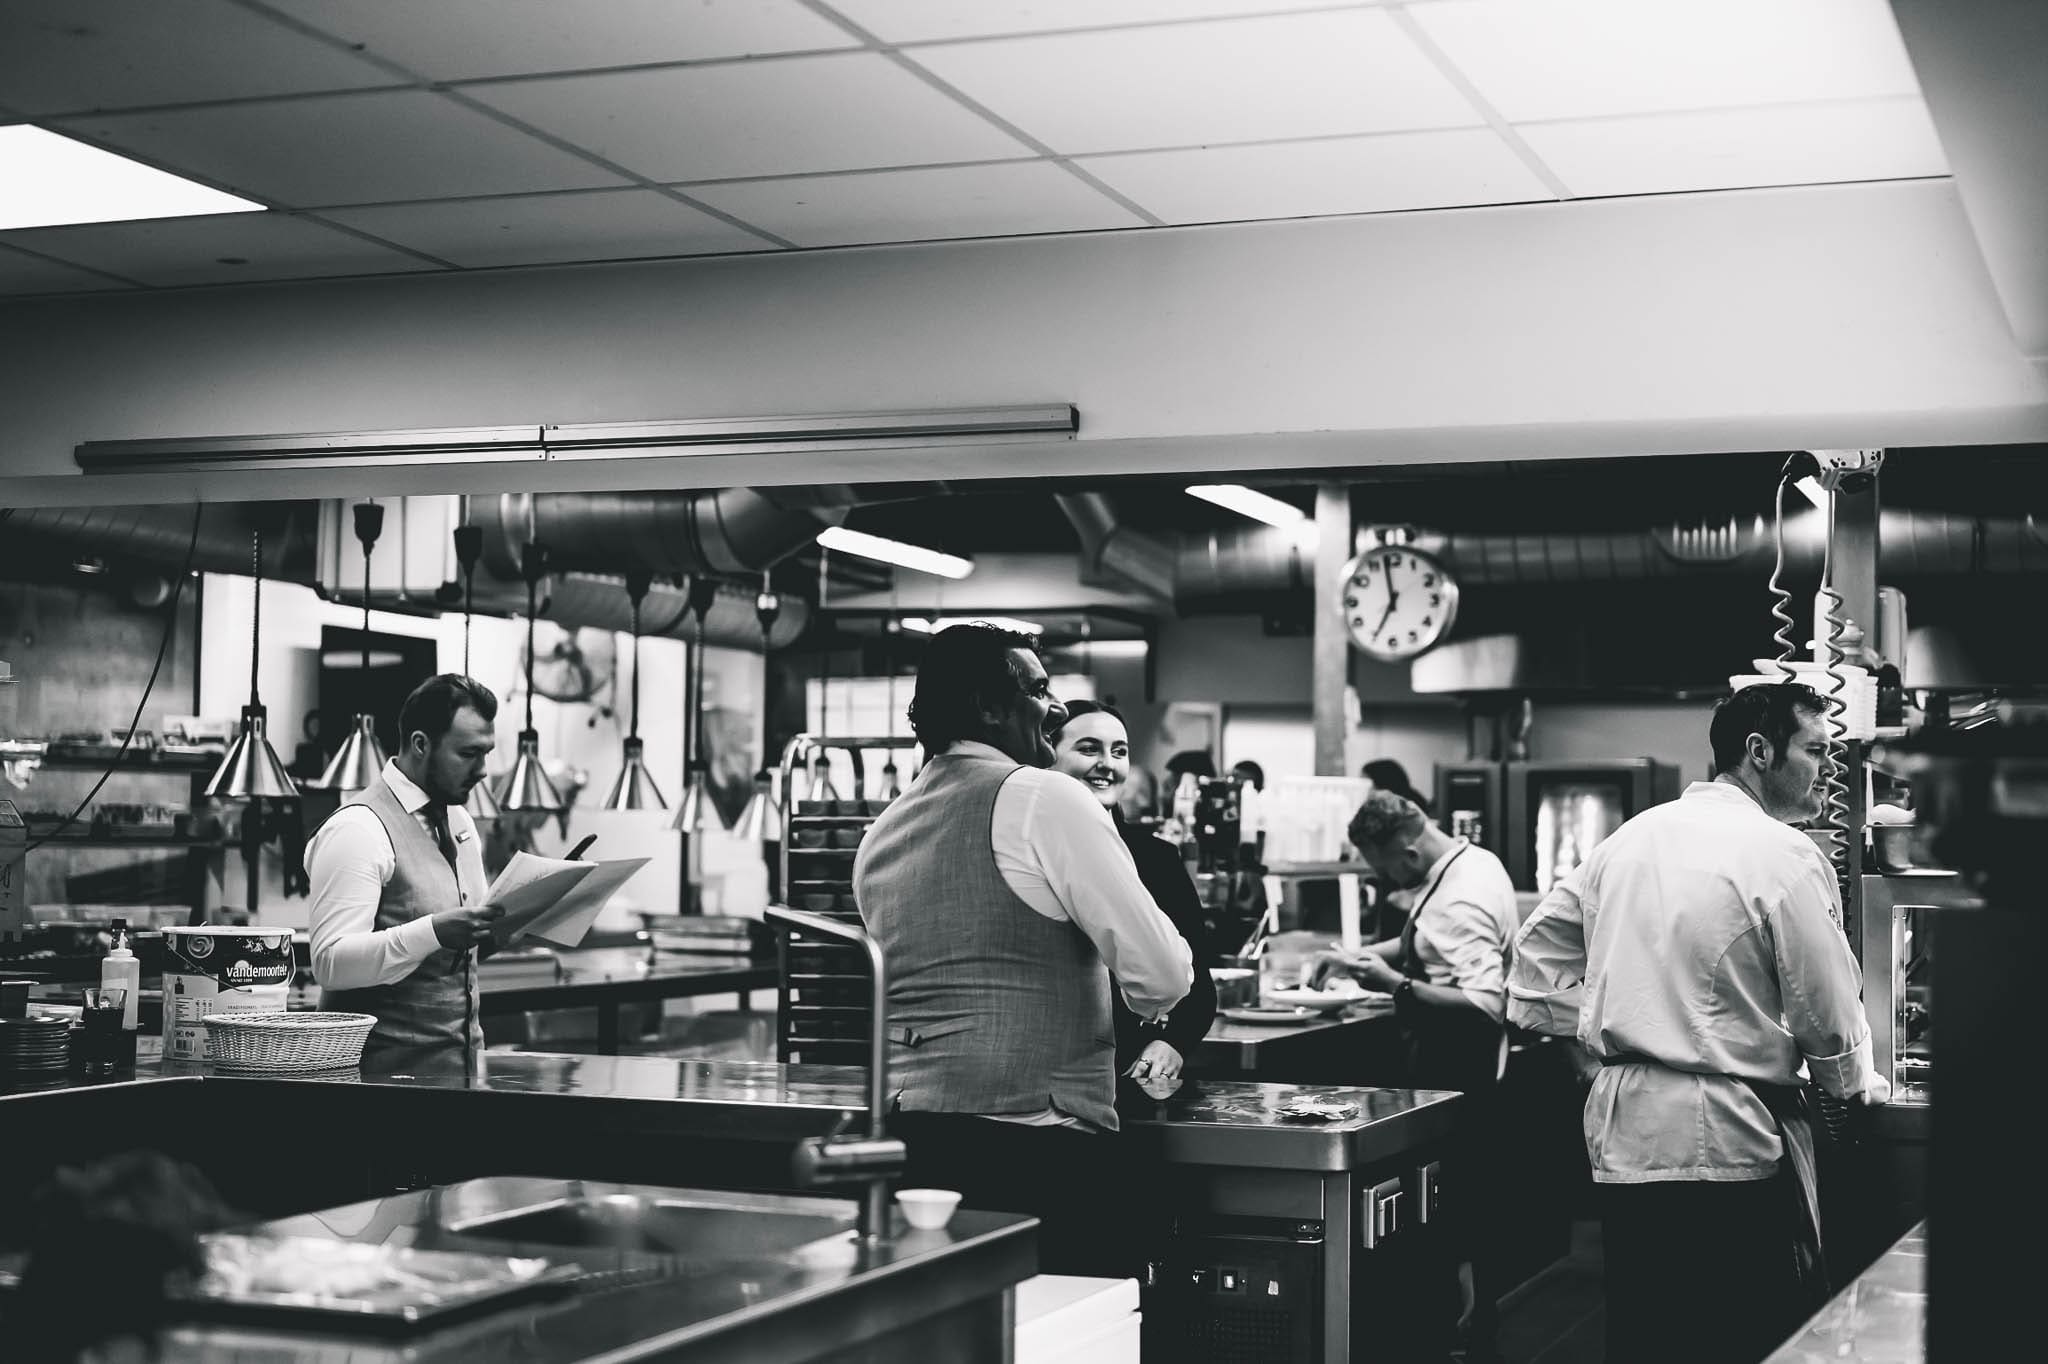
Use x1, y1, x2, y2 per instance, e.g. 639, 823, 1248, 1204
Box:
1393, 978, 1416, 1005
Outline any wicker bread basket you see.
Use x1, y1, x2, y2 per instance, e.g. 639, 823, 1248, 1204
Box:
200, 1011, 376, 1071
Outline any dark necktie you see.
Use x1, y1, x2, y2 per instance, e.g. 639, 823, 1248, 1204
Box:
423, 803, 459, 873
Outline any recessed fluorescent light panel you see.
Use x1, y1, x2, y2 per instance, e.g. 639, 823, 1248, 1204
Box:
1794, 476, 1828, 509
817, 526, 973, 580
902, 616, 1046, 637
1186, 484, 1307, 527
0, 125, 264, 230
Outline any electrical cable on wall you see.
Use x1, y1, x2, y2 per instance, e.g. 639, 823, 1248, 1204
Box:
25, 503, 204, 853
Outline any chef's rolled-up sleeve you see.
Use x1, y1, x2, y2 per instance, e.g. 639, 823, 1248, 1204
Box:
1508, 872, 1587, 1037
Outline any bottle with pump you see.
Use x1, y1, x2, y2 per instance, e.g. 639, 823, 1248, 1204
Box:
102, 918, 141, 1030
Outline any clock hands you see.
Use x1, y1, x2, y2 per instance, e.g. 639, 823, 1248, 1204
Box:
1373, 553, 1400, 638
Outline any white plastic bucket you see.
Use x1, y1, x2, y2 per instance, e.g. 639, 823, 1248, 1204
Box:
162, 926, 293, 1061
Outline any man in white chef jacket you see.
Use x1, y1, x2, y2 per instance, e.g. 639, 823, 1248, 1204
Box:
1508, 682, 1891, 1364
308, 674, 503, 1069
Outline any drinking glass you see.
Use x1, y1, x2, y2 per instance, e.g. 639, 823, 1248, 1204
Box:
80, 987, 127, 1076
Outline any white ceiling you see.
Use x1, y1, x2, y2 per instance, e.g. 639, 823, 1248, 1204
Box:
0, 0, 1951, 296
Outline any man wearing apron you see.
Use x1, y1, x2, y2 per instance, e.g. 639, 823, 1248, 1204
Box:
1508, 683, 1891, 1364
309, 675, 503, 1072
1311, 790, 1518, 1359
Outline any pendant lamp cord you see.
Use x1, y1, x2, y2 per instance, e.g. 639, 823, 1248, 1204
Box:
454, 522, 483, 678
625, 567, 652, 740
248, 530, 262, 708
520, 541, 548, 734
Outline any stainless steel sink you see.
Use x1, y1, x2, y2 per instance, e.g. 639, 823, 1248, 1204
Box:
446, 1186, 856, 1264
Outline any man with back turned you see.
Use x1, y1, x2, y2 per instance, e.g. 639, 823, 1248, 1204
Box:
308, 674, 503, 1069
1508, 682, 1891, 1364
854, 624, 1192, 1276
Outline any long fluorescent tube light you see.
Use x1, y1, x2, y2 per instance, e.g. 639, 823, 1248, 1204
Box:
902, 616, 1045, 636
0, 125, 264, 230
77, 405, 1077, 475
1187, 484, 1307, 527
819, 527, 973, 580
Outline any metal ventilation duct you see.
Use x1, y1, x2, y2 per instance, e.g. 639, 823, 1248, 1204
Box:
477, 489, 847, 579
2, 503, 319, 580
538, 574, 808, 652
1056, 492, 1175, 600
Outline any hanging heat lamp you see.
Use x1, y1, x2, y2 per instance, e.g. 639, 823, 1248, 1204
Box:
733, 573, 782, 842
314, 502, 390, 793
671, 575, 722, 833
498, 540, 566, 813
604, 567, 666, 810
206, 530, 299, 803
205, 529, 298, 920
454, 521, 501, 822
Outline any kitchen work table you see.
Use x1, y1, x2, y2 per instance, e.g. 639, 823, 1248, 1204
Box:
1763, 1221, 1925, 1364
472, 947, 775, 1053
1, 1174, 1035, 1364
1194, 999, 1402, 1083
3, 1056, 1465, 1362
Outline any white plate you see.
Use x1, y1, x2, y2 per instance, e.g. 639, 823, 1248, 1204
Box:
1265, 986, 1388, 1013
1221, 1006, 1320, 1027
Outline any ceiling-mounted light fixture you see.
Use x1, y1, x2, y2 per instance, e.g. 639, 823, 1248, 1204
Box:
498, 541, 565, 814
815, 526, 973, 580
313, 502, 390, 794
733, 573, 783, 843
0, 125, 264, 231
1186, 484, 1308, 528
604, 567, 667, 811
453, 520, 501, 823
75, 405, 1077, 475
900, 615, 1045, 637
672, 576, 723, 834
206, 530, 298, 802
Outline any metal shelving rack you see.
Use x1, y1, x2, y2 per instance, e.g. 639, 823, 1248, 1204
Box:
773, 734, 901, 1066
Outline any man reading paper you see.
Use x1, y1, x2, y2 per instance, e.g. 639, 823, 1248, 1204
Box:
308, 675, 503, 1067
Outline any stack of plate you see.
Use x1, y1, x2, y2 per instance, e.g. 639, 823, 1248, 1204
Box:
0, 1016, 71, 1074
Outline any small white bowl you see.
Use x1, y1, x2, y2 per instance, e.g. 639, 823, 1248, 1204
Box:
895, 1188, 963, 1231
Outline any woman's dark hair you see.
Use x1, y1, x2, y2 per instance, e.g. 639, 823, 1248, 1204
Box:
907, 623, 1041, 751
1231, 759, 1265, 791
1710, 681, 1827, 774
1165, 749, 1216, 780
1361, 758, 1431, 816
1049, 697, 1125, 741
398, 673, 498, 748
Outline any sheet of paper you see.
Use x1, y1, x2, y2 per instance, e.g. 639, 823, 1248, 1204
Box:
1337, 873, 1361, 952
515, 857, 650, 949
485, 852, 593, 940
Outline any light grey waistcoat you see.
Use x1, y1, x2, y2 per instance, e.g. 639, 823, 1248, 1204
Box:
319, 777, 482, 1060
854, 751, 1117, 1131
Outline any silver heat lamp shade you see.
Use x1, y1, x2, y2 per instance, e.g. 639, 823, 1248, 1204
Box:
314, 713, 386, 793
205, 705, 299, 800
498, 729, 566, 813
603, 736, 667, 811
671, 766, 718, 833
733, 769, 780, 843
466, 771, 503, 822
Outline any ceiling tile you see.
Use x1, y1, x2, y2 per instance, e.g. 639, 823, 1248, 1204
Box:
1522, 100, 1950, 199
0, 245, 133, 296
262, 0, 856, 82
321, 189, 772, 268
468, 53, 1030, 182
1082, 129, 1553, 225
688, 162, 1143, 248
832, 1, 1333, 43
0, 0, 393, 117
907, 10, 1479, 154
54, 91, 629, 206
1413, 0, 1922, 123
0, 212, 438, 287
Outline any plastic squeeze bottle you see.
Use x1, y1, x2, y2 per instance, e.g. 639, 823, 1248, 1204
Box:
102, 918, 141, 1030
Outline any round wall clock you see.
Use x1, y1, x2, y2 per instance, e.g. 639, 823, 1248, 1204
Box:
1341, 545, 1459, 661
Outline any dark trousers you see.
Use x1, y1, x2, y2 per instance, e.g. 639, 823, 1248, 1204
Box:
889, 1111, 1151, 1280
1598, 1171, 1808, 1364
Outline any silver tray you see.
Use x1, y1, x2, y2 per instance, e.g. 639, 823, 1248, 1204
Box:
183, 1233, 583, 1330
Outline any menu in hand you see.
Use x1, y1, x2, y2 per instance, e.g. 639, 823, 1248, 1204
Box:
486, 851, 649, 949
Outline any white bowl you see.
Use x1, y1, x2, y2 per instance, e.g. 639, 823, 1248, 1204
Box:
895, 1188, 963, 1231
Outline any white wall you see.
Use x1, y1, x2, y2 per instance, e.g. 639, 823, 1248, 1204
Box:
5, 179, 2043, 510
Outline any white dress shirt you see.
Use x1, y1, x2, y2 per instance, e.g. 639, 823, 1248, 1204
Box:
855, 740, 1193, 1021
1406, 840, 1518, 1019
1508, 781, 1877, 1184
305, 760, 488, 991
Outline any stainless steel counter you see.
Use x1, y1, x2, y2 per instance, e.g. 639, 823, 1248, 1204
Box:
1764, 1222, 1925, 1364
1134, 1079, 1461, 1171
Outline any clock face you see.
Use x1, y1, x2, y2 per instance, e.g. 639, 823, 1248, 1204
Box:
1342, 549, 1459, 661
